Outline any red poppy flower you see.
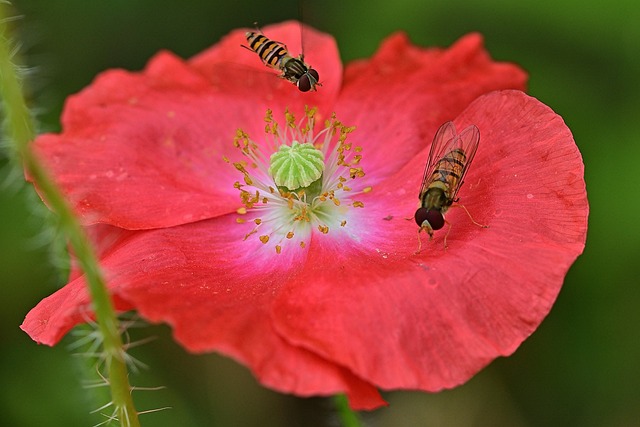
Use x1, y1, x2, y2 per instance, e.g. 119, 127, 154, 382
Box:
21, 22, 588, 410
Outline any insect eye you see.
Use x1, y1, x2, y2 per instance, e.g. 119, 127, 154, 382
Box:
414, 208, 445, 230
297, 74, 311, 92
308, 68, 319, 81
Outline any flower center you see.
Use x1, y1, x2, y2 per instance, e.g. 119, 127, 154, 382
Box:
228, 107, 370, 254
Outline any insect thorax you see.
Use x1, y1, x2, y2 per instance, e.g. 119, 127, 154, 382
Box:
283, 56, 308, 79
421, 184, 452, 212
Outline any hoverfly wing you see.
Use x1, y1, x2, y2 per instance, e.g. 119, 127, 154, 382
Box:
449, 124, 480, 201
418, 121, 458, 200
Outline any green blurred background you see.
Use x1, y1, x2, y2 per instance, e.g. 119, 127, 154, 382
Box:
1, 0, 638, 426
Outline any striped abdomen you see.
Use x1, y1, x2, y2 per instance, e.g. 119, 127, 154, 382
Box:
245, 32, 291, 70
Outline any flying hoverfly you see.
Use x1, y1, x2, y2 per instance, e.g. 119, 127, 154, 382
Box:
414, 121, 486, 248
243, 28, 321, 92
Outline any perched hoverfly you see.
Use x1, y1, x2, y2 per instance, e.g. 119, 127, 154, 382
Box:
414, 121, 486, 248
243, 28, 321, 92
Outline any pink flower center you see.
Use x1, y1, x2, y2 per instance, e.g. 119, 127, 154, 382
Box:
229, 108, 371, 254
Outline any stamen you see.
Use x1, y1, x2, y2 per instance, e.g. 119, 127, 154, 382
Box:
229, 107, 371, 253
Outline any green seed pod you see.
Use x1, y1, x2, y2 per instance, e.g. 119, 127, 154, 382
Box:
269, 141, 324, 191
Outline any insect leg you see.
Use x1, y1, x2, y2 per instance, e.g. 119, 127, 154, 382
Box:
452, 203, 489, 229
443, 219, 452, 250
414, 225, 435, 254
442, 204, 488, 248
414, 229, 423, 255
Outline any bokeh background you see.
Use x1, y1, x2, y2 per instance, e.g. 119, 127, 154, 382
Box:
1, 1, 638, 426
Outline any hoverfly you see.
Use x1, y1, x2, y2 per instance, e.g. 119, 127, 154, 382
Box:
414, 121, 486, 248
243, 29, 321, 92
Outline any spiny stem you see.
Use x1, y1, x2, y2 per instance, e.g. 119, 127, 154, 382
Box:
0, 4, 140, 426
334, 394, 364, 427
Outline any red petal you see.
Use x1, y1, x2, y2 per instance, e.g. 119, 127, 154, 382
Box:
30, 21, 342, 230
21, 218, 386, 410
31, 52, 242, 229
337, 33, 528, 183
271, 90, 588, 391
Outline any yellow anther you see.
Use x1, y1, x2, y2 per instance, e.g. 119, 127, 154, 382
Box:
231, 108, 368, 254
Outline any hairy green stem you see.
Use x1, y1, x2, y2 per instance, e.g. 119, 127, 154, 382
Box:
334, 394, 364, 427
0, 4, 140, 426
